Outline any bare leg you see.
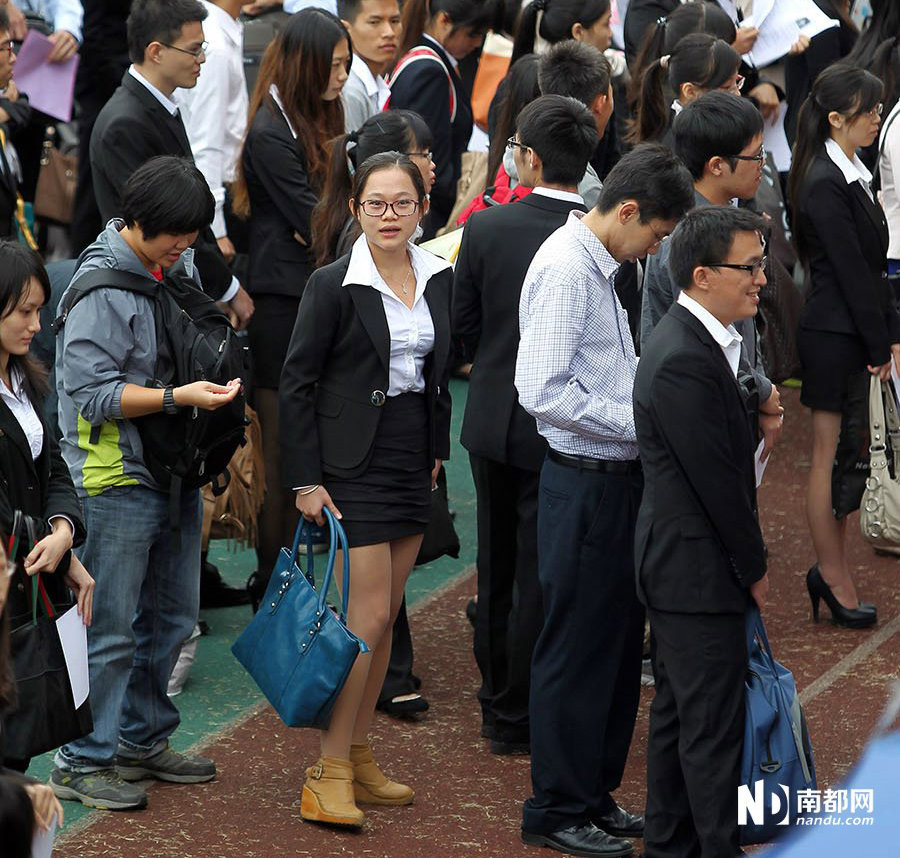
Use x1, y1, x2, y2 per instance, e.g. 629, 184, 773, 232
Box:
806, 409, 860, 607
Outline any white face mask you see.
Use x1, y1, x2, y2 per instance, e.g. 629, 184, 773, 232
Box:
503, 145, 519, 183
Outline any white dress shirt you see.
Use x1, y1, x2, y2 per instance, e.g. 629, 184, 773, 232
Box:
176, 1, 248, 239
531, 186, 585, 206
284, 0, 336, 12
824, 136, 874, 202
881, 100, 900, 260
516, 210, 639, 460
676, 290, 743, 378
16, 0, 83, 42
342, 53, 391, 134
1, 366, 43, 459
342, 233, 451, 395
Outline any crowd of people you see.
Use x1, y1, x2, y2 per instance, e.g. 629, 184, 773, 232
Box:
0, 0, 898, 855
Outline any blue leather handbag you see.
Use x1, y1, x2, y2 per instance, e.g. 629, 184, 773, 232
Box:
232, 509, 369, 729
740, 606, 817, 845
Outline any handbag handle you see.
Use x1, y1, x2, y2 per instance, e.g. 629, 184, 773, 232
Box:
868, 375, 897, 476
745, 604, 779, 682
288, 509, 352, 624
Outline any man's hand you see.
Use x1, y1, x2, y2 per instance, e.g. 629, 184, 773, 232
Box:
241, 0, 281, 16
5, 2, 27, 41
750, 572, 769, 609
789, 34, 810, 55
217, 235, 236, 264
228, 285, 254, 330
62, 553, 94, 627
758, 386, 784, 460
748, 82, 780, 123
732, 26, 759, 55
174, 378, 242, 411
47, 30, 78, 62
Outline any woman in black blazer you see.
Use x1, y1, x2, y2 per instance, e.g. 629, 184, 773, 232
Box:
231, 9, 351, 593
0, 243, 91, 771
280, 153, 451, 829
788, 65, 894, 630
387, 0, 493, 235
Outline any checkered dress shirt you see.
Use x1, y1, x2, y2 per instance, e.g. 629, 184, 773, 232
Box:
515, 211, 639, 460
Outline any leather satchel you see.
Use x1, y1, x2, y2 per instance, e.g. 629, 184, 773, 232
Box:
231, 509, 369, 728
34, 134, 76, 225
860, 375, 900, 546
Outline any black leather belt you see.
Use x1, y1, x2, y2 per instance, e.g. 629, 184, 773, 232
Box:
548, 448, 641, 474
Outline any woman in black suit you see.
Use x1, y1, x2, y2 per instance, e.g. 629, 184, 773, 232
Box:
387, 0, 493, 235
788, 65, 893, 630
0, 243, 92, 771
280, 153, 452, 828
231, 9, 351, 596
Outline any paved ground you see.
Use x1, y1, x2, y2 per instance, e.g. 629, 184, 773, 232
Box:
46, 384, 900, 857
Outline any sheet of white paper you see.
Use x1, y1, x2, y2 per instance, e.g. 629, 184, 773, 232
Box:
755, 437, 769, 488
56, 604, 89, 709
746, 0, 838, 68
764, 102, 792, 172
30, 813, 57, 858
743, 0, 776, 29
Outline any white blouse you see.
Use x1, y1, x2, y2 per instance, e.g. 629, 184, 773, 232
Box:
0, 366, 43, 459
342, 234, 451, 396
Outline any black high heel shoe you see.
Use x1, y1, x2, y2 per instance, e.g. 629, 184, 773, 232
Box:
806, 566, 876, 628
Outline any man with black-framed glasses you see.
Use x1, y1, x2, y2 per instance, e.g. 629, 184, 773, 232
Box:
634, 204, 771, 858
0, 6, 22, 242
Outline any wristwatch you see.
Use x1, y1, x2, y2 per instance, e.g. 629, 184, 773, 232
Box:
162, 386, 179, 414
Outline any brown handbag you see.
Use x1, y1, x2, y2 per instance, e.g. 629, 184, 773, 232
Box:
34, 133, 77, 225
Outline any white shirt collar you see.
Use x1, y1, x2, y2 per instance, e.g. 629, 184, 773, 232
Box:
824, 137, 873, 185
350, 53, 390, 102
677, 290, 743, 378
532, 186, 585, 206
128, 65, 179, 116
422, 33, 458, 69
342, 232, 452, 298
269, 84, 297, 139
671, 99, 684, 116
201, 0, 242, 46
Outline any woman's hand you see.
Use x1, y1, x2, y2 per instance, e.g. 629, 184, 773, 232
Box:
295, 486, 342, 527
732, 26, 759, 55
431, 458, 442, 490
748, 82, 780, 123
62, 554, 94, 627
23, 520, 73, 576
789, 34, 811, 55
24, 782, 64, 831
868, 348, 899, 382
174, 378, 242, 411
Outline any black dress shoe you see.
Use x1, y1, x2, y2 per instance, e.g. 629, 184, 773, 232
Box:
200, 561, 250, 608
375, 693, 429, 718
594, 804, 645, 837
521, 823, 634, 857
490, 736, 530, 755
466, 598, 477, 628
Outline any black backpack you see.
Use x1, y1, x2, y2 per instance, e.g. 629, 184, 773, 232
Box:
53, 267, 249, 526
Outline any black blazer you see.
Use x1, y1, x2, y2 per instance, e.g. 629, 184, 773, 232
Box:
633, 303, 766, 615
89, 72, 231, 300
279, 253, 452, 487
388, 37, 473, 223
241, 99, 318, 299
0, 388, 86, 618
0, 140, 17, 241
453, 193, 585, 471
795, 153, 899, 366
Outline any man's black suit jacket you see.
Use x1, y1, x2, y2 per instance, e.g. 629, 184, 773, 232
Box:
633, 302, 766, 615
452, 194, 585, 471
0, 150, 17, 241
794, 153, 900, 367
279, 254, 452, 488
89, 72, 231, 300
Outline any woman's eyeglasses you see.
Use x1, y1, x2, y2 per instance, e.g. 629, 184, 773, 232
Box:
506, 137, 530, 154
358, 199, 420, 218
404, 151, 434, 162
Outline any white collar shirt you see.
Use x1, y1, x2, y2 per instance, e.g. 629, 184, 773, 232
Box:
423, 33, 458, 69
176, 1, 248, 238
269, 84, 297, 139
0, 367, 43, 459
515, 210, 639, 460
128, 66, 179, 116
342, 233, 451, 396
349, 53, 390, 112
824, 137, 874, 201
676, 290, 743, 378
531, 186, 585, 206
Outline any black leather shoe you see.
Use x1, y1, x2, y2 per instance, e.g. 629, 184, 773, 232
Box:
594, 804, 645, 837
490, 736, 530, 755
521, 823, 634, 857
200, 560, 250, 608
375, 693, 429, 718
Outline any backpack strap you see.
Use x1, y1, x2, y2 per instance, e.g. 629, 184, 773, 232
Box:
386, 46, 457, 122
51, 268, 159, 334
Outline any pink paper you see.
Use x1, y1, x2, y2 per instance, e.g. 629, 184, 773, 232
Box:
11, 29, 79, 122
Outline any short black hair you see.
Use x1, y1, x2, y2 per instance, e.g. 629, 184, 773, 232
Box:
127, 0, 207, 64
597, 142, 694, 221
667, 205, 769, 291
674, 91, 765, 180
538, 40, 611, 106
516, 94, 599, 186
121, 156, 214, 239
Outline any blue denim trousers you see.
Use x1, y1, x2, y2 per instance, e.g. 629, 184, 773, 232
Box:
57, 485, 201, 770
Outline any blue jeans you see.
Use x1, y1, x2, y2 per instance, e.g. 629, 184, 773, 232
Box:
57, 485, 202, 770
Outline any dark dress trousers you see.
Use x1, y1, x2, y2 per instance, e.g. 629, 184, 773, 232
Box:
89, 72, 231, 300
279, 253, 452, 491
0, 390, 86, 769
452, 193, 585, 741
634, 302, 767, 858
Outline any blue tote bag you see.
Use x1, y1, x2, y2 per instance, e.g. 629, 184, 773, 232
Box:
740, 606, 817, 845
232, 509, 369, 729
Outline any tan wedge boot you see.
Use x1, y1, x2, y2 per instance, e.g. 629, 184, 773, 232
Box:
300, 757, 365, 827
349, 742, 414, 806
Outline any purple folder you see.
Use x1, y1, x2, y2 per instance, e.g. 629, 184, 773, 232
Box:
12, 30, 79, 122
